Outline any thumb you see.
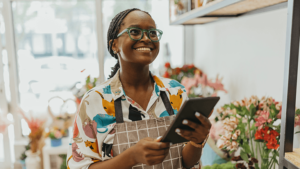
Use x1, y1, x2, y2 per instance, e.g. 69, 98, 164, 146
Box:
155, 136, 162, 142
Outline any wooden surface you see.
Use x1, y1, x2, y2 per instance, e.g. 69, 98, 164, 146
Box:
208, 0, 287, 15
285, 148, 300, 167
183, 17, 218, 24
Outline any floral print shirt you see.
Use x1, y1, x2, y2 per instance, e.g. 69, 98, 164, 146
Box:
67, 70, 188, 169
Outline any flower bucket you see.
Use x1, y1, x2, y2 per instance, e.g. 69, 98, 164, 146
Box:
25, 150, 41, 169
51, 138, 62, 147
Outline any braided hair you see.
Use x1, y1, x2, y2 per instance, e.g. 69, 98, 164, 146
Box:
107, 8, 151, 78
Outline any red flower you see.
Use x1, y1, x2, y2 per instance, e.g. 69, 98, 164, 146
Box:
266, 137, 279, 150
163, 71, 170, 78
255, 129, 263, 140
164, 62, 170, 68
188, 64, 194, 69
175, 67, 181, 74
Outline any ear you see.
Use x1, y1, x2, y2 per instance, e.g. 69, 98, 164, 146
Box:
109, 39, 119, 53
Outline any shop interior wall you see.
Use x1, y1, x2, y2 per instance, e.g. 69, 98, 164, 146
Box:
193, 8, 300, 148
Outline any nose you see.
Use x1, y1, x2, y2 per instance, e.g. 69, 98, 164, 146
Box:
140, 31, 151, 43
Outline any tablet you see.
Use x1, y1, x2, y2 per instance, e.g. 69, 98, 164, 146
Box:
161, 97, 220, 144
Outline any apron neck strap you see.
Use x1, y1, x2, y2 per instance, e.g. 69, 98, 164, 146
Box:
114, 91, 174, 123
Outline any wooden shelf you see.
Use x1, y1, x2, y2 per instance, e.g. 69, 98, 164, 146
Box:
170, 0, 287, 25
285, 149, 300, 168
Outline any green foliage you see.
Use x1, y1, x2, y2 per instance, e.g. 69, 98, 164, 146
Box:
202, 161, 235, 169
20, 143, 31, 161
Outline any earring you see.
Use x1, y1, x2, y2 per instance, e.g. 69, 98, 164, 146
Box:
113, 51, 117, 54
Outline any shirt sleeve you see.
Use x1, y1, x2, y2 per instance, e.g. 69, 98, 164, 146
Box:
67, 90, 116, 169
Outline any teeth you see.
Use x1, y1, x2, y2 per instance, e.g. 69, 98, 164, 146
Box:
136, 48, 151, 51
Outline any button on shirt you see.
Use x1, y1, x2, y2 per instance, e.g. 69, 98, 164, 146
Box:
67, 70, 188, 169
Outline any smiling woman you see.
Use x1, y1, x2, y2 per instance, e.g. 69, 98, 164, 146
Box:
67, 8, 208, 169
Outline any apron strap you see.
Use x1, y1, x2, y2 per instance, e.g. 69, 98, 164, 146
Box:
114, 98, 124, 123
114, 91, 174, 123
160, 91, 174, 116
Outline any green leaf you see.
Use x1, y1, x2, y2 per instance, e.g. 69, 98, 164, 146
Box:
242, 143, 251, 153
295, 131, 300, 134
240, 150, 249, 163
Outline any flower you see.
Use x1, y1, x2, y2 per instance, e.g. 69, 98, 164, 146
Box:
255, 129, 263, 140
295, 115, 300, 127
54, 130, 63, 139
255, 111, 272, 129
163, 71, 170, 78
266, 137, 279, 150
164, 62, 170, 68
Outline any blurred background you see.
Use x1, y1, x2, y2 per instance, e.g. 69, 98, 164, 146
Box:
1, 0, 300, 169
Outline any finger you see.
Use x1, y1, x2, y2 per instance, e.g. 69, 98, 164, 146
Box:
195, 112, 212, 129
155, 136, 162, 142
145, 148, 169, 157
182, 119, 200, 130
147, 154, 168, 166
175, 128, 207, 143
146, 141, 170, 150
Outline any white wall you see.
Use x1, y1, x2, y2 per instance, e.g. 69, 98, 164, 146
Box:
193, 8, 300, 148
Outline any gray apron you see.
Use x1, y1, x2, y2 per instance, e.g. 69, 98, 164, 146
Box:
112, 91, 184, 169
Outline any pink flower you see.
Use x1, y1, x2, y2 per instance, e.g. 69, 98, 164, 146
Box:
255, 111, 272, 129
277, 110, 282, 119
295, 115, 300, 127
54, 131, 62, 139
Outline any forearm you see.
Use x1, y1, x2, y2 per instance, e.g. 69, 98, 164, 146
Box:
89, 147, 137, 169
181, 142, 202, 168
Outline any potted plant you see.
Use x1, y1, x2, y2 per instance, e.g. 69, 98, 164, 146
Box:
46, 127, 64, 147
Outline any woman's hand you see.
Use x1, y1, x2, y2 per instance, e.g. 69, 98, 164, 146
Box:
176, 112, 212, 144
131, 137, 170, 166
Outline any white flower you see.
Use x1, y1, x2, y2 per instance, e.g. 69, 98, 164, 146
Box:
235, 130, 241, 135
232, 133, 238, 140
236, 114, 242, 119
217, 139, 225, 149
230, 116, 238, 124
233, 101, 239, 107
224, 132, 232, 140
242, 118, 248, 123
217, 107, 224, 114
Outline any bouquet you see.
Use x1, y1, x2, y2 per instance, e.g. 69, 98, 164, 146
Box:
45, 127, 64, 140
215, 96, 300, 169
19, 108, 45, 153
162, 62, 227, 97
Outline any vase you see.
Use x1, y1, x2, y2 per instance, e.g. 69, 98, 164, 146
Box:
25, 150, 41, 169
51, 138, 62, 147
19, 160, 26, 169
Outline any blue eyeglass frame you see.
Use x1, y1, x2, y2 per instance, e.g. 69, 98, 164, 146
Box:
117, 27, 163, 42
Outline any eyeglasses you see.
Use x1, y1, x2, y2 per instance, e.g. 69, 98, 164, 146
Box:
117, 27, 163, 42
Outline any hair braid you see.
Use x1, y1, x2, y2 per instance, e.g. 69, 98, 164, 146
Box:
107, 8, 151, 78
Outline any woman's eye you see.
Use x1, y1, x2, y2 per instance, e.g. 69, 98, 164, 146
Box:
130, 29, 140, 35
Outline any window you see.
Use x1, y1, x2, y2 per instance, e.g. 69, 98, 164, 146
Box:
11, 0, 99, 135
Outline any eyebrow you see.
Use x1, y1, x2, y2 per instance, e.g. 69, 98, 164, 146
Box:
127, 24, 156, 29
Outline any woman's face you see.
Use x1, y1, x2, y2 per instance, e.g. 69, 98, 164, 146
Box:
113, 11, 159, 66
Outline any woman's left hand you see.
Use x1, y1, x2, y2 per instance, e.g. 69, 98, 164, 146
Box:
175, 112, 212, 144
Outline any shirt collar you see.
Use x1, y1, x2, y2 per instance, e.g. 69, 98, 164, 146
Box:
109, 69, 167, 100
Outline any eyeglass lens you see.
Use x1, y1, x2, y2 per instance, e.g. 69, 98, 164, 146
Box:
129, 28, 161, 41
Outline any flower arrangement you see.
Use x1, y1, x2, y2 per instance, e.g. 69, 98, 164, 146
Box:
162, 62, 227, 97
215, 96, 300, 169
19, 108, 45, 153
46, 127, 65, 140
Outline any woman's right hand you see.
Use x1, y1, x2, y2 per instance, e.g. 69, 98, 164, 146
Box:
131, 137, 170, 166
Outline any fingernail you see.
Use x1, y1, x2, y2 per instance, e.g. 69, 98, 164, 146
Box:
182, 119, 188, 124
156, 136, 162, 140
195, 112, 200, 117
175, 128, 180, 133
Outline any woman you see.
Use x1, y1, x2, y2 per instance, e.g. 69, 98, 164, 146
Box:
67, 8, 211, 169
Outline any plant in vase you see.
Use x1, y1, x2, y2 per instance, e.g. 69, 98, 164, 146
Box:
19, 108, 45, 169
46, 127, 64, 147
215, 96, 300, 169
